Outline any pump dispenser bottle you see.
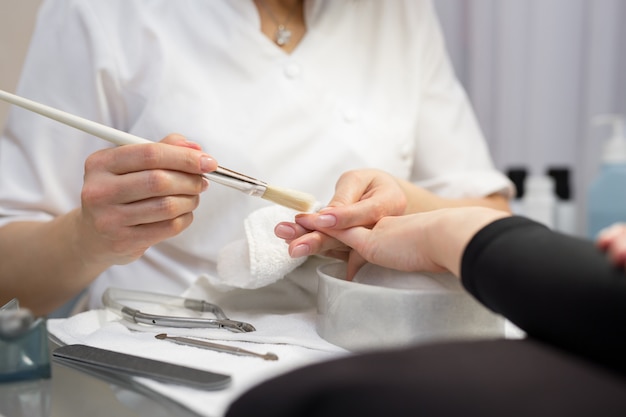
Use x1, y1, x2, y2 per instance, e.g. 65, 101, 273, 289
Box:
587, 114, 626, 238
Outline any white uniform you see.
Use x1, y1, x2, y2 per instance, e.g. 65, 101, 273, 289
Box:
0, 0, 513, 308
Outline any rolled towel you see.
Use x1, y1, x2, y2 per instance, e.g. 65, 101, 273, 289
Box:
215, 206, 308, 290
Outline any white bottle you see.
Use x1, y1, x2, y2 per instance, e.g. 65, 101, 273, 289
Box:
521, 174, 556, 228
547, 167, 578, 235
587, 115, 626, 238
506, 167, 527, 216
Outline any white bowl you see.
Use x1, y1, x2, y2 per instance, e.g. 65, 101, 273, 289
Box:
316, 262, 505, 351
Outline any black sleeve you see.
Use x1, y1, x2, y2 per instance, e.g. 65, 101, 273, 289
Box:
461, 216, 626, 374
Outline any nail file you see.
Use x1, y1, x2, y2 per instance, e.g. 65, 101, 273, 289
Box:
52, 344, 231, 390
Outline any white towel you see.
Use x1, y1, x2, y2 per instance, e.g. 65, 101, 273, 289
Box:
47, 274, 347, 417
215, 206, 307, 290
48, 311, 345, 417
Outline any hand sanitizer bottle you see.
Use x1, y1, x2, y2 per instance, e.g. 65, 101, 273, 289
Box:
587, 114, 626, 238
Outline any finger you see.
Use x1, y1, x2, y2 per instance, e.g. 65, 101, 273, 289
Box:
325, 170, 375, 207
345, 250, 368, 281
605, 237, 626, 267
123, 169, 208, 201
83, 169, 208, 206
294, 212, 336, 230
320, 200, 385, 229
596, 223, 626, 249
274, 222, 310, 241
93, 141, 217, 176
321, 249, 350, 263
116, 194, 201, 227
87, 193, 200, 234
131, 211, 195, 240
295, 191, 401, 231
160, 133, 203, 150
105, 212, 196, 262
320, 226, 373, 256
288, 231, 351, 258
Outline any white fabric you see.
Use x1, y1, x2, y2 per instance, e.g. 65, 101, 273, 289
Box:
216, 206, 308, 290
0, 0, 513, 307
47, 275, 348, 417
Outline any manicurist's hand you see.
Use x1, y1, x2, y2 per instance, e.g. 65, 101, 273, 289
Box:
0, 133, 218, 315
77, 133, 217, 267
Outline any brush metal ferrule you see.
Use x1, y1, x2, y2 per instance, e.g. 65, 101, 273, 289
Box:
203, 167, 267, 198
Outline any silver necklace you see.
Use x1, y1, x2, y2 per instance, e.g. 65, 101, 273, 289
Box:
258, 0, 299, 46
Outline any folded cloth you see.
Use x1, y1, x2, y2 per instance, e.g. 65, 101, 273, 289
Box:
48, 275, 347, 417
215, 206, 307, 290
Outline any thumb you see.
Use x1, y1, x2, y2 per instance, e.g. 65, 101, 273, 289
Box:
324, 226, 371, 257
346, 250, 368, 281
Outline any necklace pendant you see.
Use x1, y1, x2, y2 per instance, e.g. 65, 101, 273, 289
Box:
275, 25, 292, 46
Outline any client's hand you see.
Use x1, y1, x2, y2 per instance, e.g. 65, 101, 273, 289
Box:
275, 169, 409, 277
596, 223, 626, 268
315, 207, 511, 280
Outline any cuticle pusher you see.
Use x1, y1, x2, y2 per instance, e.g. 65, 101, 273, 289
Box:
155, 333, 279, 361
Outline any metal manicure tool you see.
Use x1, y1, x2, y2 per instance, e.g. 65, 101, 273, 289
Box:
102, 288, 255, 333
155, 333, 279, 361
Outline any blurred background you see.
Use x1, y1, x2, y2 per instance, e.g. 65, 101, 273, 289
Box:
0, 0, 40, 128
1, 0, 625, 235
436, 0, 626, 236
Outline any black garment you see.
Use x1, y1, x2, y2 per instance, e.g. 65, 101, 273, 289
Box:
226, 216, 626, 416
461, 216, 626, 375
225, 339, 626, 417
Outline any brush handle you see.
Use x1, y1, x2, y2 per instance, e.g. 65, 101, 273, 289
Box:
0, 89, 266, 196
0, 89, 148, 146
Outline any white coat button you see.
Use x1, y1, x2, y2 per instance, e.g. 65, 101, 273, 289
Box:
284, 63, 301, 79
342, 108, 358, 123
400, 143, 412, 160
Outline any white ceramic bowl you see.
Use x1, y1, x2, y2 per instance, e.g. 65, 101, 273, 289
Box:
316, 262, 505, 351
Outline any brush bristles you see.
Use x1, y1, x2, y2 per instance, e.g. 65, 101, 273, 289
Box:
262, 185, 318, 212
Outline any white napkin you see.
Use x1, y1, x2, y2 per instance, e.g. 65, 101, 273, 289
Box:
215, 206, 307, 290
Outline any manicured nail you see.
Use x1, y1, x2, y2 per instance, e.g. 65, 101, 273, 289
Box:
275, 224, 296, 239
200, 155, 215, 172
315, 214, 337, 228
291, 244, 310, 258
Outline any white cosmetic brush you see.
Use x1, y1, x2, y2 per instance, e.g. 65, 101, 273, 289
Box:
0, 89, 317, 212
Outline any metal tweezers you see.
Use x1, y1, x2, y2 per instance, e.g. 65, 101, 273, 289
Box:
102, 288, 255, 333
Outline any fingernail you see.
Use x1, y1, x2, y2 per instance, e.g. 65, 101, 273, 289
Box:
275, 224, 296, 239
200, 155, 215, 172
315, 214, 337, 228
201, 178, 210, 192
291, 244, 310, 258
